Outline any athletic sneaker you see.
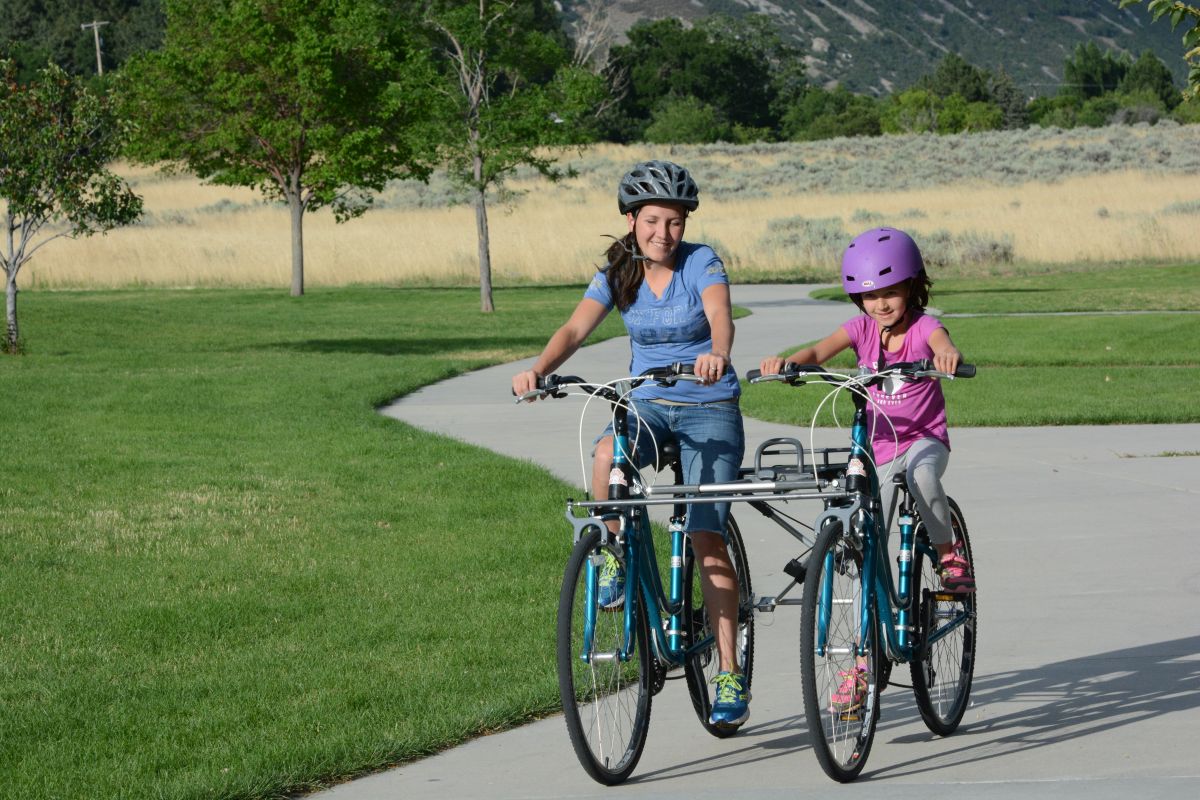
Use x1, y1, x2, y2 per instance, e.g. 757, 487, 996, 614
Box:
709, 671, 751, 728
938, 542, 976, 593
596, 551, 625, 609
830, 666, 868, 713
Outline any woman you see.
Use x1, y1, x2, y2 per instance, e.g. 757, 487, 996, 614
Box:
512, 160, 750, 729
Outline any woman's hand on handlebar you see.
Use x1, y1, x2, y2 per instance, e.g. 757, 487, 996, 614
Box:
512, 368, 542, 401
694, 351, 729, 384
758, 356, 787, 376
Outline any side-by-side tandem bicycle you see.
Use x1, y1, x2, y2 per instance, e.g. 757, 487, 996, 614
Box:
516, 359, 977, 785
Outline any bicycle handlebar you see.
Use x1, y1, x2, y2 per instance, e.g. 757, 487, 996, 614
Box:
513, 362, 701, 403
746, 359, 976, 386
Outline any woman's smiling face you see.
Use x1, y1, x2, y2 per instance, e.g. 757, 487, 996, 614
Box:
627, 202, 687, 267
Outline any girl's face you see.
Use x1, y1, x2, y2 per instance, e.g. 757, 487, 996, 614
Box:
627, 203, 687, 267
861, 283, 910, 329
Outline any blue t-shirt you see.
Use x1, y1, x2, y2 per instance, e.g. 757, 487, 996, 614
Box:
583, 242, 740, 402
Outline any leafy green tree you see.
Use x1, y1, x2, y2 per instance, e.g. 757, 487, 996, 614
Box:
644, 94, 730, 144
425, 0, 604, 312
1079, 94, 1123, 126
122, 0, 439, 297
780, 85, 881, 141
881, 88, 940, 134
937, 94, 1003, 133
1062, 41, 1128, 100
1119, 49, 1182, 108
1119, 0, 1200, 97
0, 60, 142, 352
881, 87, 1001, 135
1027, 94, 1077, 128
696, 14, 808, 123
918, 52, 991, 103
602, 15, 798, 142
990, 67, 1029, 129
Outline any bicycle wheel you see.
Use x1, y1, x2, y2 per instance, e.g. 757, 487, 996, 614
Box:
557, 529, 652, 785
800, 519, 880, 782
910, 497, 976, 736
683, 514, 755, 738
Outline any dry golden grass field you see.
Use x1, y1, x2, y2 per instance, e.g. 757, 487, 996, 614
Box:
19, 125, 1200, 289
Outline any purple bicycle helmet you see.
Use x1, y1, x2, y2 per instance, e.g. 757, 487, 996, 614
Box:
840, 227, 925, 294
617, 160, 699, 214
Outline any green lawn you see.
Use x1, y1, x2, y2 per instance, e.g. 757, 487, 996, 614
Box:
746, 264, 1200, 427
808, 262, 1200, 313
1, 273, 1197, 799
1, 287, 626, 799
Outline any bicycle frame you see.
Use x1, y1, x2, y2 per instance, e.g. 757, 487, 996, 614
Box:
811, 386, 971, 664
567, 394, 707, 669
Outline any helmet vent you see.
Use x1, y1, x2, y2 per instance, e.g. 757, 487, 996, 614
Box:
879, 266, 892, 276
878, 234, 891, 242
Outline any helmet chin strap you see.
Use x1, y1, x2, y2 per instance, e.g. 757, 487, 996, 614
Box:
876, 309, 909, 373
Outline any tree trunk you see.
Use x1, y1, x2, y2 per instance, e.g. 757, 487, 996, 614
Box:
473, 154, 494, 313
289, 173, 305, 297
5, 270, 19, 354
3, 209, 18, 353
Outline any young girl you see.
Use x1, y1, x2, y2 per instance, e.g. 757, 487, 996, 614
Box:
513, 160, 750, 729
759, 226, 973, 711
759, 226, 974, 593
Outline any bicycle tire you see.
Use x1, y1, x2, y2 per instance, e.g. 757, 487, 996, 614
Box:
557, 529, 652, 785
800, 519, 880, 782
910, 497, 976, 736
683, 514, 755, 737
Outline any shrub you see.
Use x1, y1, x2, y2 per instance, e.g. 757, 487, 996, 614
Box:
644, 95, 732, 145
917, 229, 1015, 267
759, 215, 848, 266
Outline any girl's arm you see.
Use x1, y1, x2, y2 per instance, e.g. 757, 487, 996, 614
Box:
697, 283, 734, 383
512, 298, 609, 398
760, 327, 852, 375
928, 326, 962, 375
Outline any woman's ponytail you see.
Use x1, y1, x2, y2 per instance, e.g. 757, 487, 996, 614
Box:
602, 232, 643, 311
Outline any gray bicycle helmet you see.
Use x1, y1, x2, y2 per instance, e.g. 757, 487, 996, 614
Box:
617, 160, 699, 214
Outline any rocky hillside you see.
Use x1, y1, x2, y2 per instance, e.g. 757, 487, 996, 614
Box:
560, 0, 1188, 95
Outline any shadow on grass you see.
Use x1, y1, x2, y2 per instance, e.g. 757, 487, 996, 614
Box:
265, 336, 549, 356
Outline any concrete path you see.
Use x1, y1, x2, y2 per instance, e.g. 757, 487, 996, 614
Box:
319, 285, 1200, 800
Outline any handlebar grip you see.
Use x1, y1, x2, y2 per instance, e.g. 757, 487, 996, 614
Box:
955, 364, 976, 379
745, 368, 762, 381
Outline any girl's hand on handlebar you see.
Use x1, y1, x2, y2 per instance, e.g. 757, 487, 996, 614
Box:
931, 346, 961, 377
512, 369, 542, 401
694, 352, 728, 384
758, 356, 786, 376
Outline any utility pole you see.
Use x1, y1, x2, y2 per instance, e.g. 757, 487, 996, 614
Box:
81, 20, 110, 76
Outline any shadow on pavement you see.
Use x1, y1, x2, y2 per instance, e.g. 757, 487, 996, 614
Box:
865, 634, 1200, 780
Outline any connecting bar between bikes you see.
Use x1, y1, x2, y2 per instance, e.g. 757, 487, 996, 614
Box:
570, 489, 849, 511
645, 477, 831, 495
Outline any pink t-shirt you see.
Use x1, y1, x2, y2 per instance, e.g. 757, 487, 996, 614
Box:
841, 311, 950, 464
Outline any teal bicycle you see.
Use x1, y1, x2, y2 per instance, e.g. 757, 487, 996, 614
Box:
748, 359, 978, 782
518, 364, 755, 785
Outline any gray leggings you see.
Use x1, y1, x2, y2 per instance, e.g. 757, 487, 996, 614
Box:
879, 438, 953, 546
